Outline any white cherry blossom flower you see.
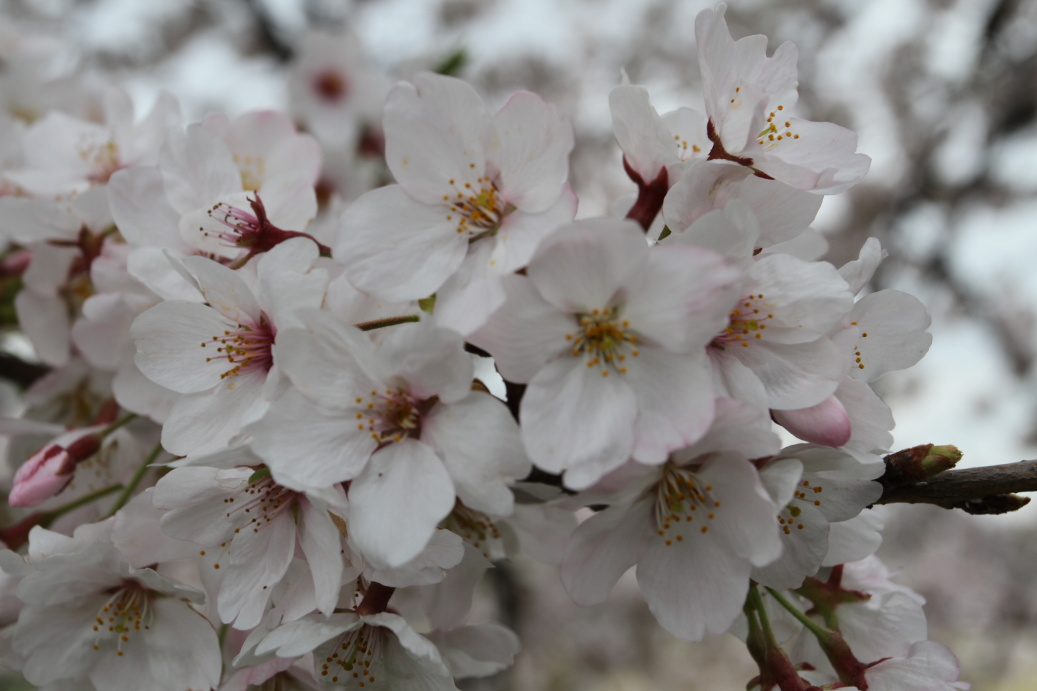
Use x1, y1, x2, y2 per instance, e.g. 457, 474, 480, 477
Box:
250, 611, 458, 690
131, 238, 327, 455
251, 317, 528, 568
6, 520, 220, 691
695, 4, 870, 193
560, 399, 784, 641
471, 217, 740, 489
338, 71, 577, 334
153, 464, 352, 629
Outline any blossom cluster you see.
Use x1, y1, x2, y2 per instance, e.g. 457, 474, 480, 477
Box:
0, 4, 966, 690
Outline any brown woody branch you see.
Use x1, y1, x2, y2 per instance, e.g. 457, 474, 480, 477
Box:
875, 458, 1037, 514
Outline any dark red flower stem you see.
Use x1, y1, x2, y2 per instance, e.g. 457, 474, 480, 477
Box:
356, 582, 396, 616
623, 157, 669, 232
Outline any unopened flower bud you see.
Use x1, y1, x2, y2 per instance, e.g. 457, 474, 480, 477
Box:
880, 443, 961, 490
8, 433, 101, 507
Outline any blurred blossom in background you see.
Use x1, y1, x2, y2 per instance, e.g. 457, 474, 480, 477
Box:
2, 0, 1037, 688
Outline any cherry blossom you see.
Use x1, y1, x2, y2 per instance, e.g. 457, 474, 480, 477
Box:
338, 71, 577, 334
471, 217, 740, 488
695, 3, 870, 193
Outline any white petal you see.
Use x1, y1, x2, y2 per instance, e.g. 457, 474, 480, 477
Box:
521, 357, 637, 489
349, 440, 455, 568
384, 73, 493, 204
560, 498, 652, 605
338, 185, 468, 301
493, 90, 573, 213
422, 393, 528, 515
526, 218, 648, 313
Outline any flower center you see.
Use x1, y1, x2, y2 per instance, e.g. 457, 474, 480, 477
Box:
653, 464, 721, 545
443, 501, 503, 560
353, 388, 434, 446
321, 624, 383, 686
712, 293, 773, 349
199, 314, 276, 383
756, 105, 800, 148
313, 68, 349, 103
443, 176, 514, 240
91, 581, 153, 656
565, 306, 639, 378
778, 477, 826, 535
221, 473, 295, 535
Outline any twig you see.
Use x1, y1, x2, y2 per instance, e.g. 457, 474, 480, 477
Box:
875, 460, 1037, 514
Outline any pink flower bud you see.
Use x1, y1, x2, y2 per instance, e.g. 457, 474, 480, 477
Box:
8, 433, 101, 507
773, 396, 853, 448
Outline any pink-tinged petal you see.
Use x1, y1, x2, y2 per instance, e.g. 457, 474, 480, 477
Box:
160, 124, 241, 213
422, 393, 528, 515
253, 613, 359, 658
265, 130, 322, 187
154, 467, 252, 545
753, 118, 871, 194
250, 389, 375, 489
274, 322, 380, 409
848, 290, 932, 382
721, 336, 845, 410
527, 218, 649, 313
126, 247, 201, 302
638, 527, 751, 641
610, 84, 677, 183
132, 301, 239, 393
160, 373, 266, 455
836, 378, 894, 459
430, 622, 521, 679
747, 254, 853, 343
864, 641, 967, 691
258, 171, 319, 231
695, 6, 747, 149
625, 243, 740, 352
419, 542, 491, 629
467, 274, 574, 383
493, 90, 574, 213
377, 320, 472, 403
491, 185, 578, 274
349, 440, 455, 568
384, 73, 493, 204
773, 395, 853, 447
0, 197, 80, 244
625, 348, 716, 464
521, 357, 637, 489
363, 529, 464, 587
221, 110, 295, 158
674, 397, 780, 462
218, 508, 297, 628
839, 237, 886, 295
664, 163, 820, 248
433, 240, 507, 337
113, 360, 177, 423
561, 498, 653, 605
698, 457, 782, 565
824, 512, 883, 566
255, 238, 326, 330
180, 254, 264, 326
134, 598, 222, 691
15, 289, 70, 367
338, 185, 468, 301
298, 497, 345, 616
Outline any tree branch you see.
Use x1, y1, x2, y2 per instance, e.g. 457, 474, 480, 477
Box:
875, 459, 1037, 514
